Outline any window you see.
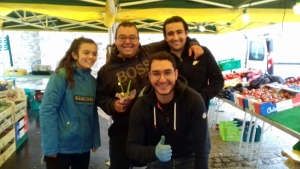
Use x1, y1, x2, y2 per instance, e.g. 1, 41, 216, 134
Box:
249, 41, 265, 61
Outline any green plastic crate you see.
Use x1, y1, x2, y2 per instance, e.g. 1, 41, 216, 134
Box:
219, 121, 242, 142
218, 58, 241, 71
24, 88, 35, 100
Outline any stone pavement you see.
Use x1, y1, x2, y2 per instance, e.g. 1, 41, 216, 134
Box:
209, 153, 287, 169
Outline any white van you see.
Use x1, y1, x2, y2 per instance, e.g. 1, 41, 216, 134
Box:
244, 35, 270, 73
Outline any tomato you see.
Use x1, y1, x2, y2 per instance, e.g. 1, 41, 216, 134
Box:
284, 92, 290, 98
272, 99, 279, 104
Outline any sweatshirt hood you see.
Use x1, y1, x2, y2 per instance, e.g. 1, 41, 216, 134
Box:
109, 44, 142, 62
139, 75, 188, 131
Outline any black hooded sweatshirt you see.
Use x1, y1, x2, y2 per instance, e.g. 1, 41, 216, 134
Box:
126, 78, 210, 169
167, 38, 224, 110
96, 38, 200, 124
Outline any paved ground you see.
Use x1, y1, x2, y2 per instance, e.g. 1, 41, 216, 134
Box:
0, 102, 297, 169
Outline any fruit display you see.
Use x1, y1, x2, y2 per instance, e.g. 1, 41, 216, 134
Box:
241, 87, 295, 104
224, 72, 245, 80
284, 77, 300, 91
224, 78, 242, 88
223, 70, 262, 88
223, 72, 245, 88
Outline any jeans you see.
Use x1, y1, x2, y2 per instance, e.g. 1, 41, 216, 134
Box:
45, 152, 90, 169
147, 156, 194, 169
108, 123, 146, 169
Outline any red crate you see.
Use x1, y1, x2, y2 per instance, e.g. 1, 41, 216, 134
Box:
34, 90, 44, 101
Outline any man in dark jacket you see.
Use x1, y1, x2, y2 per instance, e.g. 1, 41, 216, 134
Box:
126, 51, 209, 169
163, 16, 224, 111
96, 21, 204, 169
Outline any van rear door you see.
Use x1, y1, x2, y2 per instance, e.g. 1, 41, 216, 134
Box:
245, 36, 268, 72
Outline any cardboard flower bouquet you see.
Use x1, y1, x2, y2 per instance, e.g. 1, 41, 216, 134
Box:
115, 76, 136, 103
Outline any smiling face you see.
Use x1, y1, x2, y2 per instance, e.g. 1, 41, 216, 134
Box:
72, 43, 97, 70
115, 26, 140, 59
148, 59, 178, 103
164, 22, 188, 55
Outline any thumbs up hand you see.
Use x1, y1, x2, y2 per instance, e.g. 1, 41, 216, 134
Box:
155, 136, 172, 162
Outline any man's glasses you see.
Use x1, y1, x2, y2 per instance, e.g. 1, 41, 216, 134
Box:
150, 70, 174, 80
117, 36, 139, 42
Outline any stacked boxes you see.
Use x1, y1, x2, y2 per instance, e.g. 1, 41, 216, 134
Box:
12, 101, 28, 149
0, 96, 15, 167
0, 87, 29, 166
229, 92, 245, 108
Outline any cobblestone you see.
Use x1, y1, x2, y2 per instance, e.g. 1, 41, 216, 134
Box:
209, 152, 288, 168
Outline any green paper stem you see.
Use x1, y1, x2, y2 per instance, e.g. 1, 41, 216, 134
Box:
127, 80, 131, 93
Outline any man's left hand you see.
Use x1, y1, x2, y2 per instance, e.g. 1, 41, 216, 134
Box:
189, 45, 204, 59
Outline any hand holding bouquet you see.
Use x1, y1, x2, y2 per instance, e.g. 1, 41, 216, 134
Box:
115, 76, 136, 103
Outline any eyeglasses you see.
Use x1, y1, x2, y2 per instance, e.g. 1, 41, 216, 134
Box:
117, 36, 139, 42
150, 70, 174, 80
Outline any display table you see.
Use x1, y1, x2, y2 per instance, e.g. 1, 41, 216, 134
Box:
0, 75, 51, 79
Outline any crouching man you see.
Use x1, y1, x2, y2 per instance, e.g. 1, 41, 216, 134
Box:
126, 51, 210, 169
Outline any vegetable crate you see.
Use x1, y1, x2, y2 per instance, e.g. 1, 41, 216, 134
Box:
219, 121, 242, 142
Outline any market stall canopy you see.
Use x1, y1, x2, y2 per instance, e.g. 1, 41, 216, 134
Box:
0, 0, 300, 34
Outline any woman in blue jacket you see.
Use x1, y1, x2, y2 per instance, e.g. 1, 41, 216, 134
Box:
40, 37, 101, 169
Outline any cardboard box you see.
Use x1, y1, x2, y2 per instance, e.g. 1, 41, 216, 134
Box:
252, 94, 300, 116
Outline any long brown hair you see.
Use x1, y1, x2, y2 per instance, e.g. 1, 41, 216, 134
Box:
55, 37, 97, 88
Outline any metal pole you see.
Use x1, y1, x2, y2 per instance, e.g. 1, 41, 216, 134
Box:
256, 121, 265, 167
1, 25, 5, 75
249, 117, 259, 161
239, 111, 248, 154
244, 115, 254, 158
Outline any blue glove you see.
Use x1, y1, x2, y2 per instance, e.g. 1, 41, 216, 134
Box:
155, 136, 172, 162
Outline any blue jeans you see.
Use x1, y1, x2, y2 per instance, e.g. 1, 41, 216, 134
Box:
147, 156, 194, 169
